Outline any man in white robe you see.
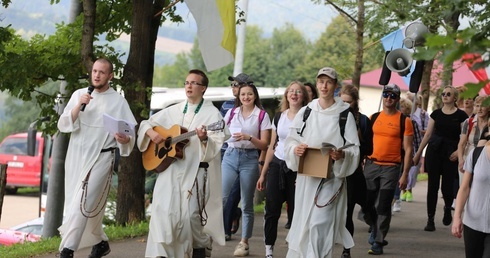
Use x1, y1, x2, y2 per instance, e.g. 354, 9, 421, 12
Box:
284, 67, 360, 258
138, 69, 229, 258
58, 58, 137, 258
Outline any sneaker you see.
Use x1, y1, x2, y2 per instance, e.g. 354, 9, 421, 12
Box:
406, 191, 413, 202
424, 218, 436, 231
58, 248, 74, 258
443, 207, 452, 226
368, 242, 384, 255
400, 192, 407, 201
88, 240, 111, 258
341, 250, 351, 258
368, 231, 388, 246
234, 242, 249, 257
225, 234, 232, 241
392, 200, 401, 212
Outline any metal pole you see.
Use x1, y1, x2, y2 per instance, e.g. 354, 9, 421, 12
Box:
0, 164, 7, 223
232, 0, 249, 76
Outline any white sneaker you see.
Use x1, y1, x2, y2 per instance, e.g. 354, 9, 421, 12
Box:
234, 242, 249, 257
392, 200, 401, 212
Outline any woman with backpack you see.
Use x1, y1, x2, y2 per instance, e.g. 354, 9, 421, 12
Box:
256, 81, 309, 258
457, 96, 489, 179
452, 118, 490, 257
339, 84, 373, 258
221, 83, 271, 257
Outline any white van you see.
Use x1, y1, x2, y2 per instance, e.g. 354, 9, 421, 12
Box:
150, 86, 286, 115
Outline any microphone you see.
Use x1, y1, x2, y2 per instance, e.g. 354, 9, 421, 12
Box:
80, 85, 95, 112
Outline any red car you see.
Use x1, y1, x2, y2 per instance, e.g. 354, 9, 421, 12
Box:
0, 132, 49, 194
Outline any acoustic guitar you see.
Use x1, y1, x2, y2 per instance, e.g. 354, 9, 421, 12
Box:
142, 120, 225, 173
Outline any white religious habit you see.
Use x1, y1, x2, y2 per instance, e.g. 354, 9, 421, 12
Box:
284, 97, 360, 258
137, 99, 229, 258
57, 87, 136, 251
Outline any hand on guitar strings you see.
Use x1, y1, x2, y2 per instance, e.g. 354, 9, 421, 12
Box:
196, 125, 208, 142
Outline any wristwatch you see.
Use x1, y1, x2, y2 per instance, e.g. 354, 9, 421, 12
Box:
258, 161, 265, 166
248, 136, 253, 141
201, 137, 208, 143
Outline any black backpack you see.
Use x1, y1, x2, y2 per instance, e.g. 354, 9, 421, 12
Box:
297, 106, 351, 144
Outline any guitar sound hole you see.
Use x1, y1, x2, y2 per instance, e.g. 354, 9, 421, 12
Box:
157, 137, 173, 159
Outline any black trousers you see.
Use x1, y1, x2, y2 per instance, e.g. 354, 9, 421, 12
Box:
463, 224, 490, 258
425, 144, 458, 218
345, 164, 367, 238
263, 155, 296, 246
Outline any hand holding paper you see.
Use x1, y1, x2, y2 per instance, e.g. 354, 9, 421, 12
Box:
103, 113, 136, 137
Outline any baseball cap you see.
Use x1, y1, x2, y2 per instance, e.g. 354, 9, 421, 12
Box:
228, 73, 253, 84
316, 67, 338, 80
383, 84, 401, 95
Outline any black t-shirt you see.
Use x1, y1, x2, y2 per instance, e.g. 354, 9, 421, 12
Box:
430, 108, 468, 141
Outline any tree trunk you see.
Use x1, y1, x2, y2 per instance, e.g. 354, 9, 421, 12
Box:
352, 0, 365, 89
81, 0, 96, 72
116, 0, 166, 225
420, 59, 434, 110
42, 0, 83, 238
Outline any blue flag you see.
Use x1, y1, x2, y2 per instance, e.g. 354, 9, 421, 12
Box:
380, 28, 415, 86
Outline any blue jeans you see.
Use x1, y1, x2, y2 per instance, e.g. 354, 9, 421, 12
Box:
222, 148, 260, 239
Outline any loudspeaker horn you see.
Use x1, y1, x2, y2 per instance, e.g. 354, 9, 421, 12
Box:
386, 48, 413, 77
403, 21, 428, 49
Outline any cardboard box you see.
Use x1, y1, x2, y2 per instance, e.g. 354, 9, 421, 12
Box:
298, 147, 332, 178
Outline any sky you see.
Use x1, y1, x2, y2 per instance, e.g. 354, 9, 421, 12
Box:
165, 0, 338, 42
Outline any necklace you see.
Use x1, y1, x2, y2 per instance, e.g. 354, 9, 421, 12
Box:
183, 98, 204, 114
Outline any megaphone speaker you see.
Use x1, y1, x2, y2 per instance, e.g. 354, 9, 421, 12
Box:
403, 21, 429, 49
409, 60, 425, 93
379, 51, 392, 86
386, 48, 413, 77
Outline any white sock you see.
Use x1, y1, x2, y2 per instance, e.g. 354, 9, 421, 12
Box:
266, 245, 273, 256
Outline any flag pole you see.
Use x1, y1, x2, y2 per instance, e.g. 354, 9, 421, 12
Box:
233, 0, 249, 75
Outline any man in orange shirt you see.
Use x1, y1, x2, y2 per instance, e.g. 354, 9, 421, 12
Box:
364, 84, 414, 255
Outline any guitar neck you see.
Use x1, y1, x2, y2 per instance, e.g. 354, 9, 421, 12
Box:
172, 130, 197, 144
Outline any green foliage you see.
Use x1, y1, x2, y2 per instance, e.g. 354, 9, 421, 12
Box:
153, 18, 384, 88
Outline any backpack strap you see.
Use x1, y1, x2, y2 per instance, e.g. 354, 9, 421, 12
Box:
338, 108, 350, 145
297, 106, 312, 137
472, 146, 484, 172
272, 112, 282, 149
258, 109, 266, 140
227, 107, 237, 125
467, 116, 475, 136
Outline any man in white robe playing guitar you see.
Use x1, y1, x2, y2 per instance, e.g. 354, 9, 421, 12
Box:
137, 69, 230, 258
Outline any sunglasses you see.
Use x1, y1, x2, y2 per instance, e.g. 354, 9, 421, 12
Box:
382, 92, 399, 99
231, 82, 254, 87
441, 92, 452, 97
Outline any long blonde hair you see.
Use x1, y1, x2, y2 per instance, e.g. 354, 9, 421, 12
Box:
279, 81, 309, 112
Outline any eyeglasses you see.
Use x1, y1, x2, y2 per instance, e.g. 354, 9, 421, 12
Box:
288, 89, 303, 95
184, 81, 203, 87
441, 92, 452, 97
382, 92, 399, 99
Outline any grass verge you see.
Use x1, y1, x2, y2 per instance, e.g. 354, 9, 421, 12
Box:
2, 221, 149, 258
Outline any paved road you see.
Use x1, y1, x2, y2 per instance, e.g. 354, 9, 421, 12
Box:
35, 179, 465, 258
0, 191, 40, 228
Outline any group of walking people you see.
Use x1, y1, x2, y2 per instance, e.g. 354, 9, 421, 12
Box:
55, 57, 490, 258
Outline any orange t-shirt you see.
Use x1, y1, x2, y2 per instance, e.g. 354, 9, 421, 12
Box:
369, 111, 413, 164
